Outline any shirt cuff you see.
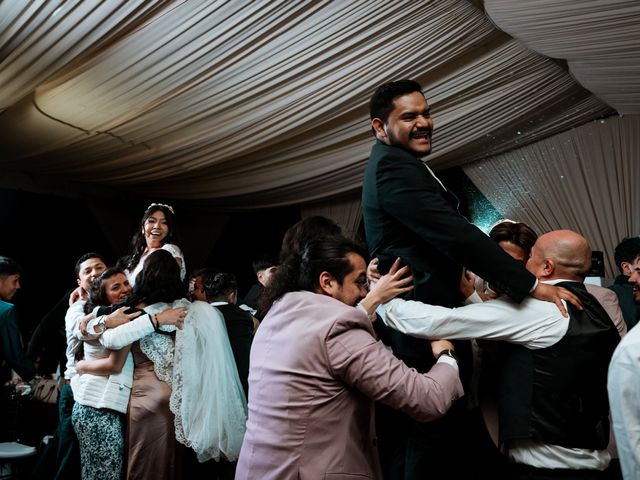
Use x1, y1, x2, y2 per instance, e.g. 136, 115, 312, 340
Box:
529, 278, 539, 293
464, 291, 483, 305
436, 355, 459, 372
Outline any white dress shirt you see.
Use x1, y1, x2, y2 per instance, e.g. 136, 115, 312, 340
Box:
608, 323, 640, 479
378, 279, 610, 470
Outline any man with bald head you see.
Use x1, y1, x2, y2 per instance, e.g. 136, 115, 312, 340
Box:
378, 230, 620, 478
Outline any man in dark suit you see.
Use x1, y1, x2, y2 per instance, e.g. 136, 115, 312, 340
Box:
362, 79, 578, 479
203, 271, 255, 398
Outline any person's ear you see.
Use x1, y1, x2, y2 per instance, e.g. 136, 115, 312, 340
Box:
318, 271, 337, 297
543, 259, 555, 276
621, 261, 632, 276
371, 118, 387, 141
77, 278, 81, 287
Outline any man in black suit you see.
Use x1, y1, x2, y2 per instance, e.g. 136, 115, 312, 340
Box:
203, 271, 254, 398
362, 79, 578, 479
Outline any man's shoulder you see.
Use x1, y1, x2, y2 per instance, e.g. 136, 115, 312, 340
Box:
0, 300, 14, 317
274, 292, 366, 324
368, 141, 417, 164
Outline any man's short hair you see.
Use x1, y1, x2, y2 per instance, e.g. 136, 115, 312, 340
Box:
614, 237, 640, 272
74, 252, 107, 278
203, 272, 238, 300
0, 256, 21, 277
252, 255, 277, 274
369, 79, 423, 127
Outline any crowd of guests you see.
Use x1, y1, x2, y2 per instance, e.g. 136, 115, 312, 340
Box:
1, 78, 639, 480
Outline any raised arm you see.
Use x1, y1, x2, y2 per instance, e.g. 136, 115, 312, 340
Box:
380, 296, 568, 349
376, 152, 535, 302
99, 307, 186, 349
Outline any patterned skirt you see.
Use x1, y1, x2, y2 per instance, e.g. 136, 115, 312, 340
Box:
72, 402, 124, 480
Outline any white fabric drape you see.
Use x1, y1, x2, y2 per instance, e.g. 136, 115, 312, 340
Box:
485, 0, 640, 115
301, 194, 362, 239
0, 0, 612, 207
463, 115, 640, 277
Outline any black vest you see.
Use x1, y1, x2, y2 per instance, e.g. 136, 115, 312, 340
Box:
498, 281, 619, 449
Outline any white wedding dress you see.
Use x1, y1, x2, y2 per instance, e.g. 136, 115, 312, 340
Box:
142, 299, 248, 462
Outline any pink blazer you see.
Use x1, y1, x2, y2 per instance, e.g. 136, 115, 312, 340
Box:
236, 291, 463, 480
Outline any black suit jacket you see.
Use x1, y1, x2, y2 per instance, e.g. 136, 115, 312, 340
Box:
363, 141, 535, 372
363, 141, 535, 308
214, 303, 254, 398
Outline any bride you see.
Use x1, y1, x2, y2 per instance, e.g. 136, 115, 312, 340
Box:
101, 249, 246, 479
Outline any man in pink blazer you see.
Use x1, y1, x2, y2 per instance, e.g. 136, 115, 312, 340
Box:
236, 236, 463, 480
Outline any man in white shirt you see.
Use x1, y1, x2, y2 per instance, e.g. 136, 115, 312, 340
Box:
608, 260, 640, 480
55, 253, 107, 480
379, 230, 619, 479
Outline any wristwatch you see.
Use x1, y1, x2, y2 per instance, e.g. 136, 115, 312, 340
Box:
97, 316, 108, 331
436, 349, 458, 362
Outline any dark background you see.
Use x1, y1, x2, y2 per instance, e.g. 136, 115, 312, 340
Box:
0, 166, 500, 342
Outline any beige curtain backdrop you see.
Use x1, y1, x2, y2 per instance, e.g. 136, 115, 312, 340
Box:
301, 195, 362, 240
0, 0, 614, 207
463, 115, 640, 277
485, 0, 640, 115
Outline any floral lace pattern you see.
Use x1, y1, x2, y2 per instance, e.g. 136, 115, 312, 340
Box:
141, 299, 248, 462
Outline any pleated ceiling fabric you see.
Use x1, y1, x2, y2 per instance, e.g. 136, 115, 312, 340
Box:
485, 0, 640, 115
0, 0, 614, 207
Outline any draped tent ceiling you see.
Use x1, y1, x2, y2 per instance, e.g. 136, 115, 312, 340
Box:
1, 1, 639, 274
3, 0, 638, 210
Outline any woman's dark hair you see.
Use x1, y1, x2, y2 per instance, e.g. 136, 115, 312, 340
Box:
489, 221, 538, 258
126, 249, 186, 306
84, 267, 127, 314
279, 216, 343, 263
120, 204, 179, 272
259, 235, 367, 313
203, 272, 237, 300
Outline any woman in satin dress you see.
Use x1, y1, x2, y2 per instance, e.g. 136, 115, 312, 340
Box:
103, 249, 246, 479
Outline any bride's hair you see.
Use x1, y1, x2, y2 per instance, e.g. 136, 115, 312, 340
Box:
129, 249, 186, 306
120, 204, 179, 272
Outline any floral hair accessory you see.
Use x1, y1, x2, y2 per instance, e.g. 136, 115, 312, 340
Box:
147, 202, 175, 214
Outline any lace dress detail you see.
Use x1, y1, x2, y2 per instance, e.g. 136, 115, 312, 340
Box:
141, 299, 247, 462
